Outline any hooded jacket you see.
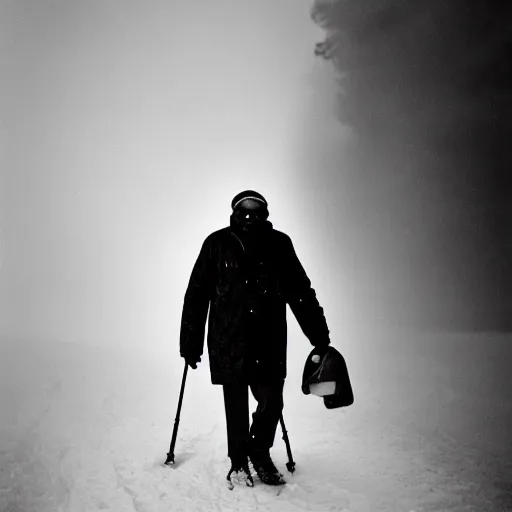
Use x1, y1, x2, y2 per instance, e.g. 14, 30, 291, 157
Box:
179, 214, 330, 385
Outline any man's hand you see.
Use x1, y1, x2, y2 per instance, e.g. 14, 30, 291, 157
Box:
311, 343, 330, 362
184, 355, 201, 370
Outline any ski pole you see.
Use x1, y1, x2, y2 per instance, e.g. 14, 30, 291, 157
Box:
279, 414, 296, 473
165, 360, 189, 466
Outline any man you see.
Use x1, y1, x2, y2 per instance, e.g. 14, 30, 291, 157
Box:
180, 190, 331, 486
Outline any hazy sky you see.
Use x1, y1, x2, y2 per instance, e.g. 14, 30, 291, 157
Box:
1, 0, 348, 350
1, 0, 508, 354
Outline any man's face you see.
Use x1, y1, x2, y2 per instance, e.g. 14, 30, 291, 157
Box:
234, 199, 268, 232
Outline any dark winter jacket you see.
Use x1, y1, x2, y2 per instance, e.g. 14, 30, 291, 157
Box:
179, 217, 330, 385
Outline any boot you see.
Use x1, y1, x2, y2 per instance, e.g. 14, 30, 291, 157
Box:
248, 448, 285, 486
226, 457, 254, 488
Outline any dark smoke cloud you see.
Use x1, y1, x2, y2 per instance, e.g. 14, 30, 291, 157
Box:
310, 0, 511, 330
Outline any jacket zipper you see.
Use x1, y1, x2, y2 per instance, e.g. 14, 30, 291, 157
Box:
230, 232, 245, 253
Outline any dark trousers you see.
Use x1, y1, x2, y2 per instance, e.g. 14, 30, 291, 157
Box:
222, 378, 284, 465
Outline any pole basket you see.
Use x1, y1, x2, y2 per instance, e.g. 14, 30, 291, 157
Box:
164, 452, 175, 466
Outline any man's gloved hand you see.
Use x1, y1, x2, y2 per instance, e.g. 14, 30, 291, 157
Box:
184, 355, 201, 370
311, 343, 330, 363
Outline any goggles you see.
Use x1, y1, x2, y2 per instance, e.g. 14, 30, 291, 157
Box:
236, 206, 269, 222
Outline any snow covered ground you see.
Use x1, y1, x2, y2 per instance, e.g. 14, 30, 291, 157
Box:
1, 330, 511, 512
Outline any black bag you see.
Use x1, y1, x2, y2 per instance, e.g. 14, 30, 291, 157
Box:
302, 346, 354, 409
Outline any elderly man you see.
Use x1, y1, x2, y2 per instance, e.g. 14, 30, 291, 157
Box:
180, 190, 331, 486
